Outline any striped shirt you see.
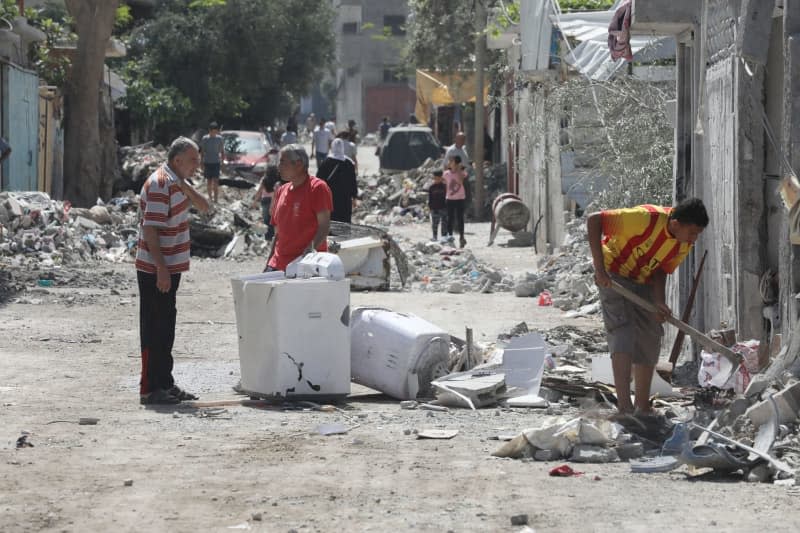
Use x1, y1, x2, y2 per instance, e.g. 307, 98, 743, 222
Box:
601, 205, 692, 284
135, 164, 192, 274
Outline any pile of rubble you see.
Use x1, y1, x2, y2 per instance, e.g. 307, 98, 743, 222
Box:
386, 315, 800, 485
514, 217, 599, 315
355, 158, 439, 226
0, 191, 139, 267
398, 238, 515, 293
355, 159, 509, 226
117, 143, 170, 194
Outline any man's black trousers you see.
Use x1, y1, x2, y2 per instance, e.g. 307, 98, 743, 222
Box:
137, 270, 181, 395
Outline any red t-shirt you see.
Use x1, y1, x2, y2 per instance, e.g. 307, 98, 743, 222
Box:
268, 176, 333, 271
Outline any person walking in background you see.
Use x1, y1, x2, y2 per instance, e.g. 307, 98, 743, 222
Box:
305, 113, 317, 136
0, 135, 11, 164
251, 165, 281, 240
136, 137, 210, 405
444, 155, 467, 248
199, 121, 224, 203
280, 127, 297, 146
318, 138, 358, 224
346, 119, 359, 144
428, 169, 448, 241
336, 130, 358, 172
443, 131, 469, 171
379, 117, 391, 143
311, 120, 334, 168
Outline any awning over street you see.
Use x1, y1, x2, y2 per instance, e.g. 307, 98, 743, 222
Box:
414, 70, 489, 125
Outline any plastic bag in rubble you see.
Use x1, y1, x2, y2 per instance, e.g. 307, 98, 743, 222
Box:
732, 339, 760, 373
698, 350, 751, 394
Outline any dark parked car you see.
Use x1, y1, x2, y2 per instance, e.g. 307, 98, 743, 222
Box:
221, 130, 278, 179
379, 126, 443, 171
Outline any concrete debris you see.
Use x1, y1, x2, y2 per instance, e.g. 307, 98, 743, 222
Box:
570, 444, 619, 463
746, 382, 800, 427
432, 371, 507, 410
515, 218, 599, 314
398, 240, 515, 294
353, 158, 507, 226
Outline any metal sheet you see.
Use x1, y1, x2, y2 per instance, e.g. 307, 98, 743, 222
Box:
1, 63, 39, 191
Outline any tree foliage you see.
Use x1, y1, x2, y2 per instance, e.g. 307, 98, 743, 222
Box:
558, 0, 614, 11
405, 0, 479, 72
120, 0, 335, 141
554, 76, 675, 209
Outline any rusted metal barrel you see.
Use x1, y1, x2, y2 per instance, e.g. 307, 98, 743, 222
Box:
492, 193, 530, 232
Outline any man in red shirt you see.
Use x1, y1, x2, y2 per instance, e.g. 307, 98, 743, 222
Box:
267, 144, 333, 271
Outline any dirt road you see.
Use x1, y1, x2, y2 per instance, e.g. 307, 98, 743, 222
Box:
1, 221, 797, 532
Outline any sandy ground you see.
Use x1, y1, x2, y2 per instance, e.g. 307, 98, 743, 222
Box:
3, 152, 800, 531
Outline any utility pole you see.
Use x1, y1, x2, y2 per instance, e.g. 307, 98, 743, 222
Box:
473, 0, 486, 219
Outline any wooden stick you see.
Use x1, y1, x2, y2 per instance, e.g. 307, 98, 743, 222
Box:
610, 280, 742, 367
183, 399, 273, 408
669, 250, 708, 368
465, 327, 474, 370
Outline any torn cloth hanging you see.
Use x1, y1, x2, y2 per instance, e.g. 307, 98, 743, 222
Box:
608, 0, 632, 61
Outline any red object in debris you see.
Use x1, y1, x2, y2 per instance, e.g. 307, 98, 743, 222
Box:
538, 290, 552, 306
549, 464, 583, 477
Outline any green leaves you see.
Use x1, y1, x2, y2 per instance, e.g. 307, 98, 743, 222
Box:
553, 76, 675, 209
189, 0, 227, 8
558, 0, 615, 11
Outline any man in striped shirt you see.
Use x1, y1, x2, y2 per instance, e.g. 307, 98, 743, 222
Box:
588, 198, 708, 416
136, 137, 210, 405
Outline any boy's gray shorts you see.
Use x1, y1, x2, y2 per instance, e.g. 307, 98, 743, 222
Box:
598, 274, 663, 367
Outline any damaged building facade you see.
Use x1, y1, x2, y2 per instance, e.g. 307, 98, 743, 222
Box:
630, 0, 797, 349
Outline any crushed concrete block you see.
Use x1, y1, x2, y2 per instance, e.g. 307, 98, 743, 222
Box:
534, 449, 559, 461
510, 514, 529, 526
514, 280, 538, 297
447, 282, 467, 294
89, 205, 113, 225
570, 444, 619, 463
615, 442, 644, 460
746, 382, 800, 426
4, 196, 22, 217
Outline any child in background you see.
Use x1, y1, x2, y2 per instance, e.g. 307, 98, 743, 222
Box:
444, 155, 467, 248
428, 170, 448, 241
251, 166, 281, 240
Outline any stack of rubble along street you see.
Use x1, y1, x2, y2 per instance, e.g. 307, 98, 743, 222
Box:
353, 157, 508, 226
398, 238, 515, 294
0, 146, 265, 299
514, 217, 600, 317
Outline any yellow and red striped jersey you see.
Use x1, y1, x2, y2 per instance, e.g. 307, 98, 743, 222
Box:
601, 205, 692, 284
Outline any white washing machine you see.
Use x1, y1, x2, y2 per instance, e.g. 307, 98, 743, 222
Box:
230, 273, 351, 399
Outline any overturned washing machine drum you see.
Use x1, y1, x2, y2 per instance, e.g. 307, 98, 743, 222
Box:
350, 307, 450, 400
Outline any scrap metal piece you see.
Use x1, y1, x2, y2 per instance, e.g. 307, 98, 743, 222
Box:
417, 429, 459, 439
689, 422, 794, 475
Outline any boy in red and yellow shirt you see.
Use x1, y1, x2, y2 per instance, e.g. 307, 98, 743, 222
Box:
587, 198, 709, 415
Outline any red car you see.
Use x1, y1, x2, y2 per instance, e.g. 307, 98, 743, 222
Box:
221, 130, 278, 179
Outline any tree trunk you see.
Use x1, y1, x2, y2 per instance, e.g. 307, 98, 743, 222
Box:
63, 0, 119, 207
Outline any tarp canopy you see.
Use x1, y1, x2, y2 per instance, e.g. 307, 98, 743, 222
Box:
415, 70, 490, 125
551, 7, 674, 80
